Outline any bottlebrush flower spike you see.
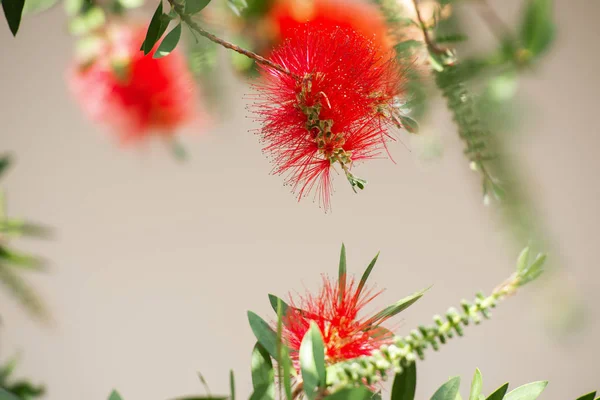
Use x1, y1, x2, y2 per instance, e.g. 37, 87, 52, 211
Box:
68, 23, 200, 145
251, 24, 408, 210
277, 245, 425, 366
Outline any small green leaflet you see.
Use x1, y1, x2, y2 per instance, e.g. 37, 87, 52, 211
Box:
247, 311, 279, 359
250, 343, 274, 399
338, 243, 347, 304
2, 0, 26, 36
391, 362, 416, 400
365, 287, 428, 326
185, 0, 210, 15
504, 381, 548, 400
356, 251, 379, 298
431, 377, 461, 400
108, 390, 123, 400
486, 383, 509, 400
300, 322, 326, 400
468, 369, 482, 400
324, 387, 374, 400
519, 0, 555, 57
154, 22, 181, 59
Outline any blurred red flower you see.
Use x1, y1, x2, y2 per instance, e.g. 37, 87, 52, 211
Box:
283, 275, 392, 365
68, 23, 200, 144
252, 24, 406, 209
268, 0, 394, 57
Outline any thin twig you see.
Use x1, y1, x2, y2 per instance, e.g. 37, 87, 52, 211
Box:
168, 0, 299, 79
410, 0, 445, 54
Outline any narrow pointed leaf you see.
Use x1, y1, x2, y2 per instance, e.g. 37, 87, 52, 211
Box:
338, 243, 347, 304
356, 252, 379, 298
520, 0, 555, 57
575, 392, 596, 400
486, 383, 509, 400
185, 0, 210, 14
275, 296, 294, 399
249, 384, 274, 400
391, 361, 416, 400
141, 1, 164, 54
251, 343, 274, 398
229, 370, 235, 400
431, 377, 461, 400
108, 390, 123, 400
324, 387, 374, 400
300, 322, 326, 400
504, 381, 548, 400
268, 294, 289, 315
469, 369, 483, 400
247, 311, 278, 359
0, 155, 11, 178
2, 0, 25, 35
366, 287, 428, 326
153, 22, 181, 59
516, 247, 530, 274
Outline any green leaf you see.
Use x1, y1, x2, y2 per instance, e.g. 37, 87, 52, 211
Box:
154, 22, 181, 59
431, 377, 461, 400
365, 287, 428, 326
268, 294, 289, 315
251, 343, 274, 398
300, 322, 326, 400
435, 34, 467, 44
68, 6, 105, 36
22, 0, 59, 14
391, 362, 416, 400
469, 369, 482, 400
249, 384, 274, 400
0, 247, 44, 270
229, 370, 235, 400
2, 0, 25, 35
486, 384, 509, 400
0, 155, 11, 179
519, 0, 555, 57
394, 40, 422, 54
108, 390, 123, 400
0, 388, 20, 400
275, 295, 294, 399
324, 387, 374, 400
399, 115, 419, 134
338, 243, 347, 304
575, 392, 597, 400
516, 247, 530, 273
185, 0, 210, 14
504, 381, 548, 400
226, 0, 246, 16
142, 1, 164, 54
356, 252, 379, 298
247, 311, 278, 359
0, 262, 47, 318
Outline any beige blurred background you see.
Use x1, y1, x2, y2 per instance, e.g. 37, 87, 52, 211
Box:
1, 0, 599, 398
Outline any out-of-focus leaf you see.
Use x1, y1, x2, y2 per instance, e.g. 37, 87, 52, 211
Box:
468, 369, 482, 400
227, 0, 247, 16
172, 397, 227, 400
68, 6, 105, 36
251, 343, 274, 398
247, 311, 279, 359
300, 322, 326, 400
486, 383, 509, 400
431, 377, 461, 400
0, 262, 47, 319
575, 392, 597, 400
338, 243, 346, 304
0, 388, 20, 400
108, 390, 123, 400
0, 155, 11, 179
2, 0, 25, 35
22, 0, 58, 14
0, 246, 44, 270
394, 40, 422, 55
504, 381, 548, 400
391, 362, 416, 400
229, 370, 235, 400
324, 387, 373, 400
435, 34, 467, 44
185, 0, 210, 14
519, 0, 555, 58
399, 115, 419, 134
117, 0, 143, 9
154, 22, 181, 59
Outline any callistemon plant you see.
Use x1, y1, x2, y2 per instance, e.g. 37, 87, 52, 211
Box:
252, 24, 410, 209
68, 22, 201, 145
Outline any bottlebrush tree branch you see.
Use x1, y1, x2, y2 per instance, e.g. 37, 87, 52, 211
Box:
167, 0, 299, 79
325, 247, 546, 392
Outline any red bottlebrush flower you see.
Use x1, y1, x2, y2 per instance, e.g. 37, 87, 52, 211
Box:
252, 24, 406, 209
283, 275, 392, 365
268, 0, 394, 58
68, 23, 200, 144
